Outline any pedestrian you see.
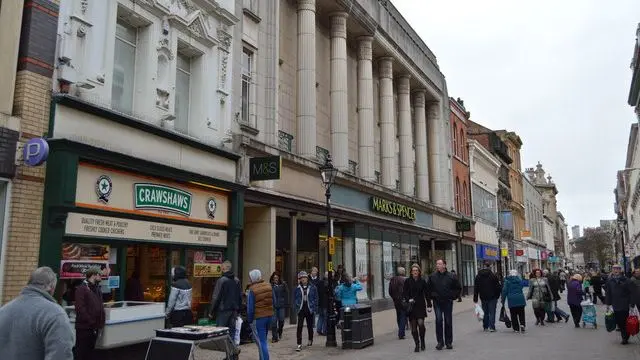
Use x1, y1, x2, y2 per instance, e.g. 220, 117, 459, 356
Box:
566, 273, 584, 328
590, 271, 606, 304
269, 271, 288, 342
74, 266, 106, 360
335, 273, 363, 307
295, 271, 318, 351
544, 269, 568, 323
583, 272, 591, 297
209, 261, 243, 353
428, 259, 461, 350
501, 269, 527, 333
0, 267, 74, 360
450, 270, 463, 302
165, 266, 193, 328
628, 268, 640, 311
605, 264, 632, 345
247, 269, 273, 360
473, 261, 501, 332
389, 267, 408, 339
558, 270, 567, 292
403, 264, 432, 352
310, 268, 328, 336
527, 269, 552, 326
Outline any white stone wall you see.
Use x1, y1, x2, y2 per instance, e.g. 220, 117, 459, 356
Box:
469, 140, 500, 245
544, 218, 555, 251
523, 176, 544, 245
55, 0, 239, 146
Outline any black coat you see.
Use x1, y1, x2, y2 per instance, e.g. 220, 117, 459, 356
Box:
547, 274, 561, 301
605, 275, 632, 312
590, 275, 604, 291
403, 276, 432, 319
428, 271, 462, 303
473, 269, 500, 302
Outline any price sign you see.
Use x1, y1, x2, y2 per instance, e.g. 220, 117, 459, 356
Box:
328, 261, 334, 272
328, 237, 335, 255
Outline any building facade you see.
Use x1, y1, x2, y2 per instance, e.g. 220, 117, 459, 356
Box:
468, 120, 514, 275
469, 139, 500, 274
628, 23, 640, 121
571, 225, 581, 240
234, 0, 458, 312
449, 97, 474, 293
523, 171, 544, 273
526, 162, 558, 269
34, 0, 245, 320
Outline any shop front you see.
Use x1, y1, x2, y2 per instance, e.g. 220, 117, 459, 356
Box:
528, 246, 540, 273
540, 250, 549, 269
476, 243, 499, 273
515, 247, 528, 275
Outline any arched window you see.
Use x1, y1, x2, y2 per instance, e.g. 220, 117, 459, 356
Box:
453, 123, 458, 157
455, 176, 461, 212
462, 180, 468, 215
459, 128, 465, 161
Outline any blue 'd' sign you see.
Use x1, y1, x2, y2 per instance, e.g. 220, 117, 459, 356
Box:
23, 138, 49, 166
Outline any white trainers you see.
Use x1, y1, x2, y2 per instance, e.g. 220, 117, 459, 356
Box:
296, 345, 302, 352
520, 325, 526, 333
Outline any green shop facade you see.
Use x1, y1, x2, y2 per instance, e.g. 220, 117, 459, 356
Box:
40, 96, 244, 319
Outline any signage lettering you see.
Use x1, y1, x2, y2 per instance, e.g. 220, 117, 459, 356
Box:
370, 197, 416, 221
134, 183, 192, 216
484, 248, 498, 258
249, 156, 282, 181
456, 220, 471, 232
23, 138, 49, 166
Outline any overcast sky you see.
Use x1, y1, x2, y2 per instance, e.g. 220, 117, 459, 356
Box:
392, 0, 640, 233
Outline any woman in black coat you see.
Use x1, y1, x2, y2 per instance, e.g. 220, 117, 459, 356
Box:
403, 264, 432, 353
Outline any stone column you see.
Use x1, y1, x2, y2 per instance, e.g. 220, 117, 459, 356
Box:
296, 0, 317, 158
330, 12, 349, 170
427, 102, 445, 206
357, 36, 375, 181
378, 57, 396, 188
413, 90, 430, 201
397, 75, 413, 195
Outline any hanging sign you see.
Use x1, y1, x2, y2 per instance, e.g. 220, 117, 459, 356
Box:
328, 237, 336, 255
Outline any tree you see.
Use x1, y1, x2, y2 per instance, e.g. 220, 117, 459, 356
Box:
573, 227, 615, 269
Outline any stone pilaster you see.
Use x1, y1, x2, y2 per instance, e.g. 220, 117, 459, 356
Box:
413, 90, 430, 202
330, 12, 349, 170
397, 75, 413, 195
427, 101, 445, 206
357, 36, 375, 181
296, 0, 317, 158
378, 57, 395, 188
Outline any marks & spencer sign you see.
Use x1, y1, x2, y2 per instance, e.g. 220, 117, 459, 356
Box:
370, 197, 416, 221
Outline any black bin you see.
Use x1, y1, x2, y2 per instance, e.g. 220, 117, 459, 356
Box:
341, 304, 373, 349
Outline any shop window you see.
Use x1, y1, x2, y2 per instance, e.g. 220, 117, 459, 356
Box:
401, 240, 411, 270
112, 19, 137, 114
343, 236, 354, 281
278, 130, 293, 152
369, 239, 383, 300
127, 245, 168, 302
383, 241, 393, 298
175, 52, 192, 134
355, 237, 369, 301
185, 250, 219, 320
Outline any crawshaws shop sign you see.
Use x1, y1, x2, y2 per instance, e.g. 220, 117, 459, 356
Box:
370, 196, 416, 221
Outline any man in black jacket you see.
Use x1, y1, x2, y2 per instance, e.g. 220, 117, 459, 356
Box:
389, 267, 408, 339
428, 260, 461, 350
606, 264, 632, 345
590, 272, 605, 304
209, 261, 242, 349
473, 262, 501, 332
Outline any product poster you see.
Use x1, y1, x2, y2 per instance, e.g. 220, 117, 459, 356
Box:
194, 263, 223, 277
355, 238, 369, 301
60, 243, 111, 279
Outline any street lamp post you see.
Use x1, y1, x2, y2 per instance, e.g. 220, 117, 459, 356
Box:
320, 154, 339, 347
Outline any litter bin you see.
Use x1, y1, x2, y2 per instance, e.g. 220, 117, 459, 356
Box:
341, 304, 373, 349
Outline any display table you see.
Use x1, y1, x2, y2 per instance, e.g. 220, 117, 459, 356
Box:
146, 326, 235, 360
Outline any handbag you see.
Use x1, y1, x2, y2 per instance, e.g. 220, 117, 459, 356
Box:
402, 299, 414, 314
499, 306, 512, 328
605, 310, 617, 332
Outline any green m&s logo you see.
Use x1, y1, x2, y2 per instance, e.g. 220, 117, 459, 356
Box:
134, 183, 192, 216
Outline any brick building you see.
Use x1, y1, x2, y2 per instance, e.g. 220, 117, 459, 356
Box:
0, 0, 59, 303
449, 97, 475, 294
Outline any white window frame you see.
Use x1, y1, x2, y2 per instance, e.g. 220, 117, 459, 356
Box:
175, 52, 192, 134
241, 47, 254, 127
112, 19, 138, 114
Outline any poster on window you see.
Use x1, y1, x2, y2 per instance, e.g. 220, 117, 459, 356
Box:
355, 238, 369, 301
383, 242, 393, 298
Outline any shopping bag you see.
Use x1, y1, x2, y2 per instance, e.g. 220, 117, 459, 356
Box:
233, 316, 243, 346
627, 307, 640, 336
605, 310, 617, 332
474, 303, 484, 321
499, 306, 512, 328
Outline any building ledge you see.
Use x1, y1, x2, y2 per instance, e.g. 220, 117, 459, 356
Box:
242, 8, 261, 23
239, 123, 259, 136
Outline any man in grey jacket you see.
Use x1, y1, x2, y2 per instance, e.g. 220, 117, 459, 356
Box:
0, 267, 74, 360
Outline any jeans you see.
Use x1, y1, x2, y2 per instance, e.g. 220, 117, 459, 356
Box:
434, 300, 453, 346
271, 307, 285, 340
251, 317, 271, 360
509, 306, 526, 331
216, 311, 238, 348
481, 298, 497, 330
394, 303, 407, 337
75, 328, 98, 360
316, 308, 327, 335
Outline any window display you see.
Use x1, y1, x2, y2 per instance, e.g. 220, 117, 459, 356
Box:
355, 238, 369, 301
383, 241, 393, 299
369, 239, 383, 299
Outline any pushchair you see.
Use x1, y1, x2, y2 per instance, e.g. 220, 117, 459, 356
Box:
581, 294, 597, 329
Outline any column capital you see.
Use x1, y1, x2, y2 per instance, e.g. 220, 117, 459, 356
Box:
297, 0, 315, 12
378, 57, 394, 79
397, 75, 410, 94
427, 101, 440, 118
412, 89, 427, 107
330, 12, 348, 38
358, 36, 374, 61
